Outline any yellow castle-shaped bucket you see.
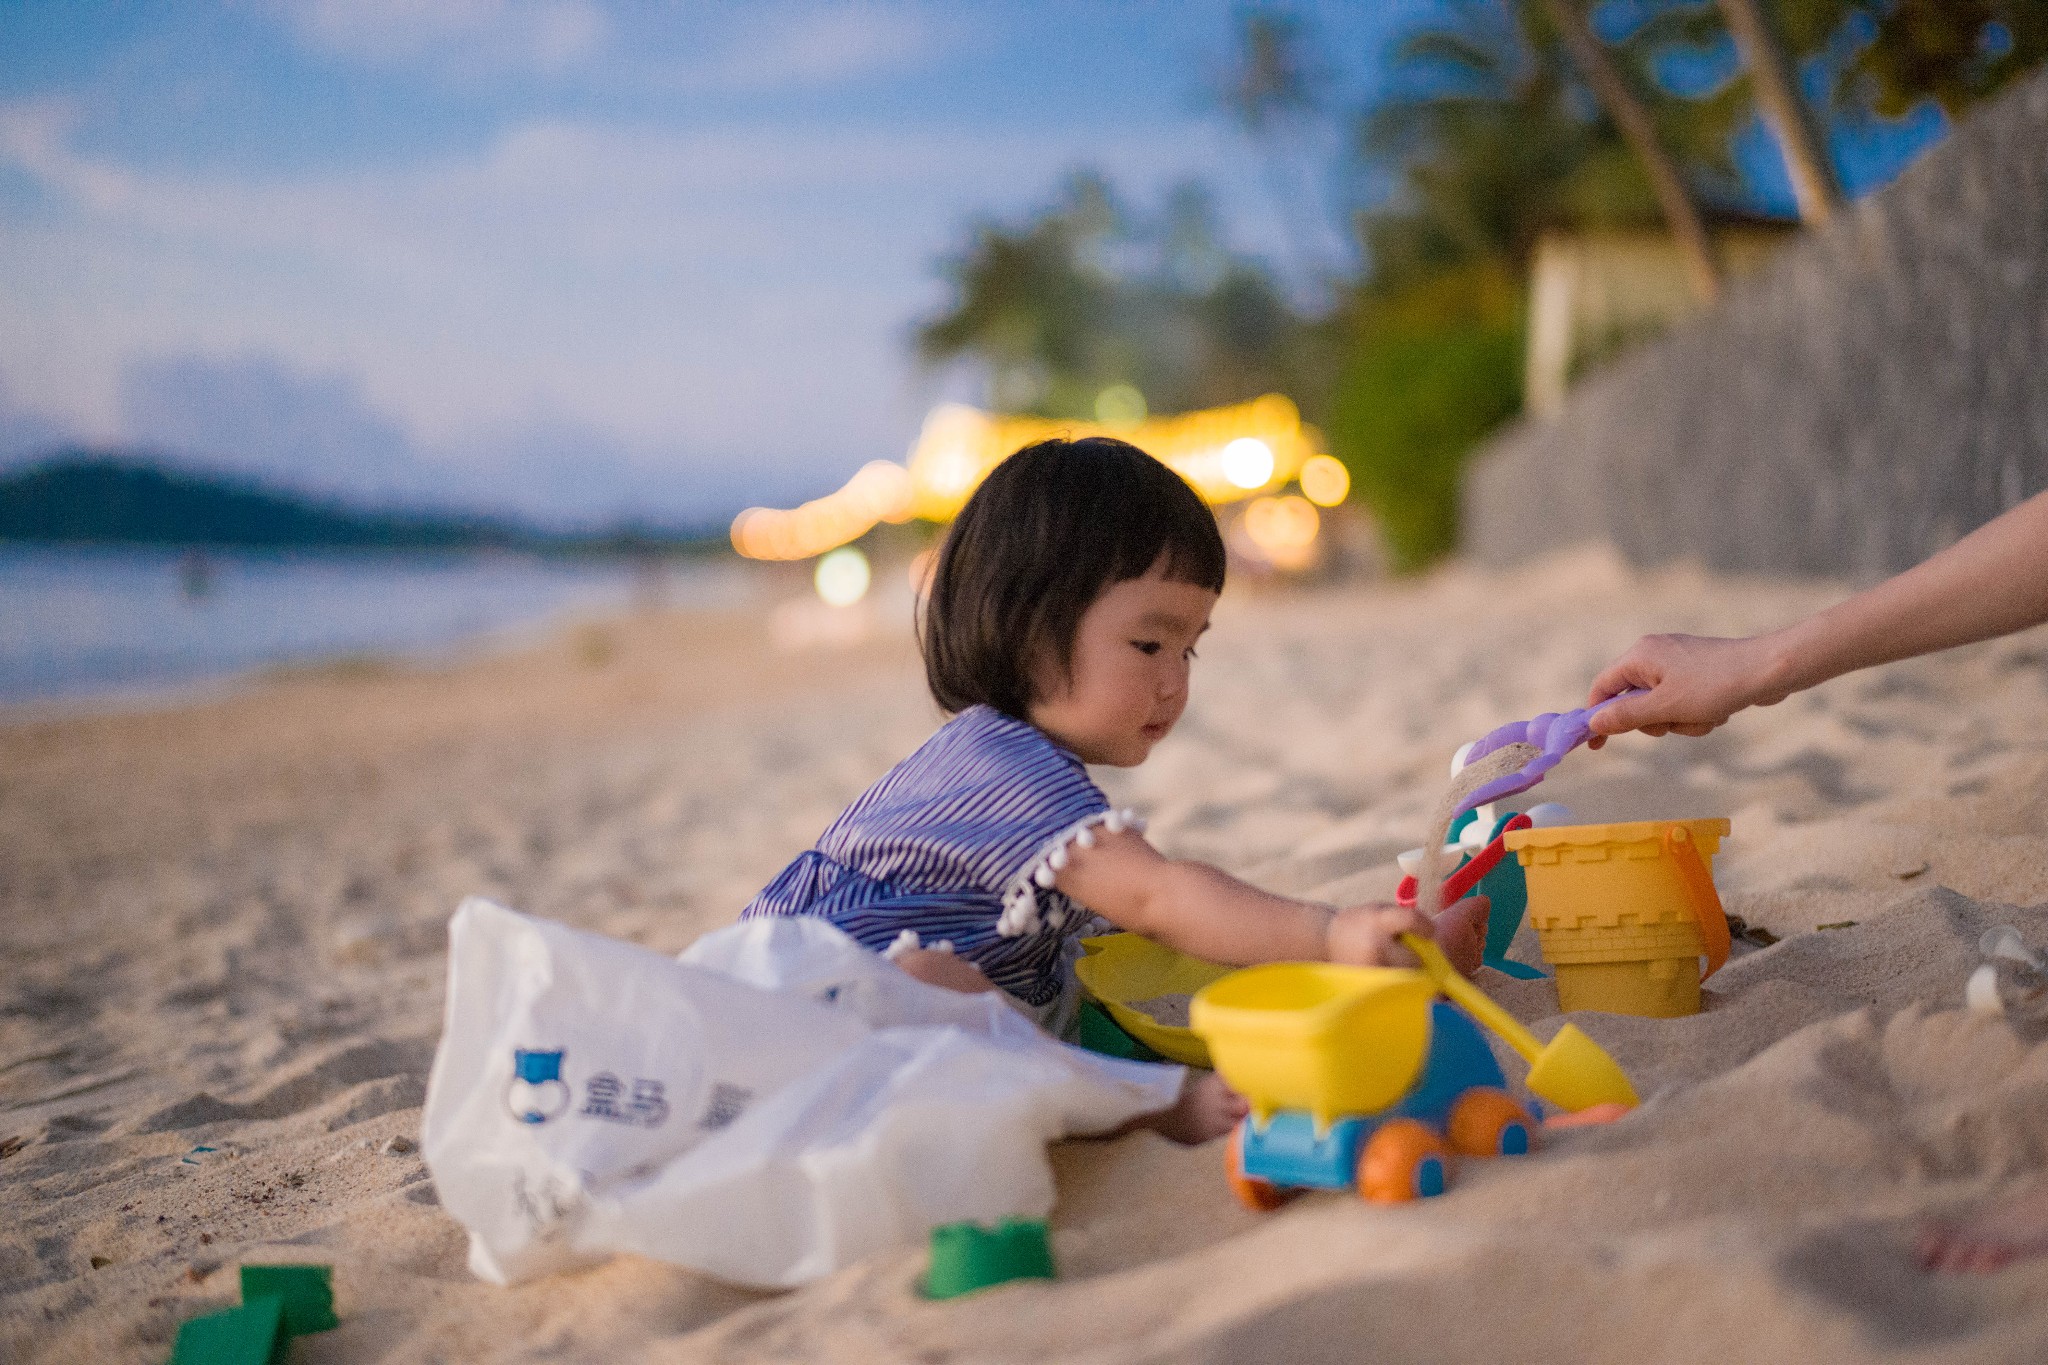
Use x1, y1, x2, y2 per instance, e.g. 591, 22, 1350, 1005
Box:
1504, 819, 1732, 1018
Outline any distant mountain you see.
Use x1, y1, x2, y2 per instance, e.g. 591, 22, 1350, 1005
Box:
0, 455, 718, 552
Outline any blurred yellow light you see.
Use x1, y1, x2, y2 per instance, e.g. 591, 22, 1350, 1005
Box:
738, 395, 1333, 562
815, 546, 871, 607
1299, 454, 1350, 507
1241, 494, 1320, 571
1094, 384, 1147, 425
1221, 437, 1275, 490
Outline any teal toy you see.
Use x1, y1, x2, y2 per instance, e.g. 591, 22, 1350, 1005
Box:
1407, 810, 1549, 980
1471, 811, 1543, 980
923, 1218, 1056, 1299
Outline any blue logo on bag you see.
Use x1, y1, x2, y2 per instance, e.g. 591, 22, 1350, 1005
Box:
507, 1048, 570, 1125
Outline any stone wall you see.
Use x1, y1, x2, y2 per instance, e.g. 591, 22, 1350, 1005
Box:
1464, 70, 2048, 578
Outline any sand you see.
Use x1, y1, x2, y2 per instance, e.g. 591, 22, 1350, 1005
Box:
5, 545, 2048, 1362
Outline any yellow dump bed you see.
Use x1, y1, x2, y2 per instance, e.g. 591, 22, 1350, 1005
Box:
1190, 964, 1436, 1127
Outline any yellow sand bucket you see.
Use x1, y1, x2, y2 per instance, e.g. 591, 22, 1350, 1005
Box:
1505, 819, 1732, 1018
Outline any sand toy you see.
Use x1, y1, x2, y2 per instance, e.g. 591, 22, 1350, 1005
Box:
171, 1264, 337, 1365
1396, 811, 1549, 979
1399, 935, 1639, 1112
1508, 819, 1731, 1017
923, 1218, 1056, 1299
1072, 933, 1234, 1067
1453, 689, 1644, 818
1190, 962, 1543, 1207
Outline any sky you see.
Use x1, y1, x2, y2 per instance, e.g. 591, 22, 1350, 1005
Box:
0, 1, 1949, 530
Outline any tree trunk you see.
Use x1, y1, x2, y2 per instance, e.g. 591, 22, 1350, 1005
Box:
1717, 0, 1845, 228
1537, 0, 1721, 305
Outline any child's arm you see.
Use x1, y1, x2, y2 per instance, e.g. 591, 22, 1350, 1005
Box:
1587, 489, 2048, 742
1053, 827, 1434, 968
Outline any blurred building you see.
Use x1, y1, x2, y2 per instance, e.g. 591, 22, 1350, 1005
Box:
1523, 219, 1797, 419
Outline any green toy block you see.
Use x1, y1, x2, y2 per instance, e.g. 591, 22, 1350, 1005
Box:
1076, 1000, 1165, 1063
239, 1264, 338, 1336
169, 1294, 284, 1365
923, 1218, 1056, 1299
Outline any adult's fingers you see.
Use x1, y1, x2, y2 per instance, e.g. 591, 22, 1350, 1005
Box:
1588, 685, 1668, 736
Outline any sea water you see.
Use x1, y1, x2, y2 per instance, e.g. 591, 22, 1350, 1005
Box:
0, 546, 752, 708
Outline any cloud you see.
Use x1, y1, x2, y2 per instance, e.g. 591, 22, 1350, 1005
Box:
0, 90, 1266, 520
671, 4, 968, 93
265, 0, 608, 75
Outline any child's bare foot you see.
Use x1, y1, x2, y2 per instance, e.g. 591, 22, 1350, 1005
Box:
1433, 895, 1488, 977
1918, 1189, 2048, 1273
1136, 1071, 1249, 1145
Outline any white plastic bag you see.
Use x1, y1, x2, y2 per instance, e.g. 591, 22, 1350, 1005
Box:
422, 898, 1185, 1288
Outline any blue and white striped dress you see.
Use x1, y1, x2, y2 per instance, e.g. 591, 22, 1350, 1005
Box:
740, 705, 1111, 1007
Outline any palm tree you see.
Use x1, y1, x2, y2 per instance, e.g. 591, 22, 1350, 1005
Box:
1716, 0, 1844, 227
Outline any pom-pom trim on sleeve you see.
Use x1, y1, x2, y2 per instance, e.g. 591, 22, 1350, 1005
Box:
995, 807, 1147, 938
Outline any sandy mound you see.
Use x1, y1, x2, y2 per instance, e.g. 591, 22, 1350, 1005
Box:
5, 549, 2048, 1362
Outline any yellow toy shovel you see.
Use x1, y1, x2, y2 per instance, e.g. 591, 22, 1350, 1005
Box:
1400, 934, 1639, 1113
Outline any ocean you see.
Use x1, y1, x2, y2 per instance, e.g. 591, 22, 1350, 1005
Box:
0, 546, 753, 708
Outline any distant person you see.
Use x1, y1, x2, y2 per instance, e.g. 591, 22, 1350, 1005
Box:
740, 437, 1487, 1143
1582, 487, 2048, 1274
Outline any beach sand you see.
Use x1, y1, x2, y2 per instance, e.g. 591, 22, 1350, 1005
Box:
6, 547, 2048, 1362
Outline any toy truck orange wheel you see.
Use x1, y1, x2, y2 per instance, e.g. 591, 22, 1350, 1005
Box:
1226, 1121, 1291, 1211
1446, 1089, 1536, 1158
1358, 1119, 1447, 1202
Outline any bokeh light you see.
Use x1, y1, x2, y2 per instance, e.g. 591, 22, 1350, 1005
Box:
1299, 454, 1351, 507
814, 546, 871, 606
1221, 437, 1275, 490
1241, 494, 1320, 571
1094, 384, 1148, 425
733, 394, 1331, 570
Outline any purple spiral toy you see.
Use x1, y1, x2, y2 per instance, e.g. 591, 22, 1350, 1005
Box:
1454, 688, 1645, 818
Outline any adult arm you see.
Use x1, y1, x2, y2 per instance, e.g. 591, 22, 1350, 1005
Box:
1588, 489, 2048, 741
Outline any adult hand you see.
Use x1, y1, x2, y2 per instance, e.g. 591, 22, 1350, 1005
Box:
1584, 632, 1792, 747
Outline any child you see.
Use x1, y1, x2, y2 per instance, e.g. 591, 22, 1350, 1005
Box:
742, 436, 1487, 1143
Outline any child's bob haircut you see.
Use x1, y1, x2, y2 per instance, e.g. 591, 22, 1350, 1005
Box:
920, 436, 1226, 719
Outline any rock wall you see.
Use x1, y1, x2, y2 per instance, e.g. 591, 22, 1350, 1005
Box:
1464, 70, 2048, 578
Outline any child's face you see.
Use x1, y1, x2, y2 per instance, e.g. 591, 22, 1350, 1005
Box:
1027, 563, 1216, 766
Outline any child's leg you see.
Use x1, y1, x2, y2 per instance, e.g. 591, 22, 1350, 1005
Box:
1917, 1188, 2048, 1273
894, 946, 1001, 994
893, 946, 1244, 1145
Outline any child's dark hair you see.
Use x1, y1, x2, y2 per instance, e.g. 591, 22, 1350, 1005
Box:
920, 436, 1226, 719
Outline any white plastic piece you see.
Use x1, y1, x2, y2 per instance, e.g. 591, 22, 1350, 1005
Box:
424, 900, 1184, 1289
1459, 820, 1490, 852
1525, 802, 1574, 828
1981, 925, 2044, 969
1450, 741, 1476, 775
1967, 963, 2006, 1016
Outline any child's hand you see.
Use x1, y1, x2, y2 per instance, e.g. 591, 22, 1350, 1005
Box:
1326, 898, 1489, 977
1325, 904, 1433, 968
